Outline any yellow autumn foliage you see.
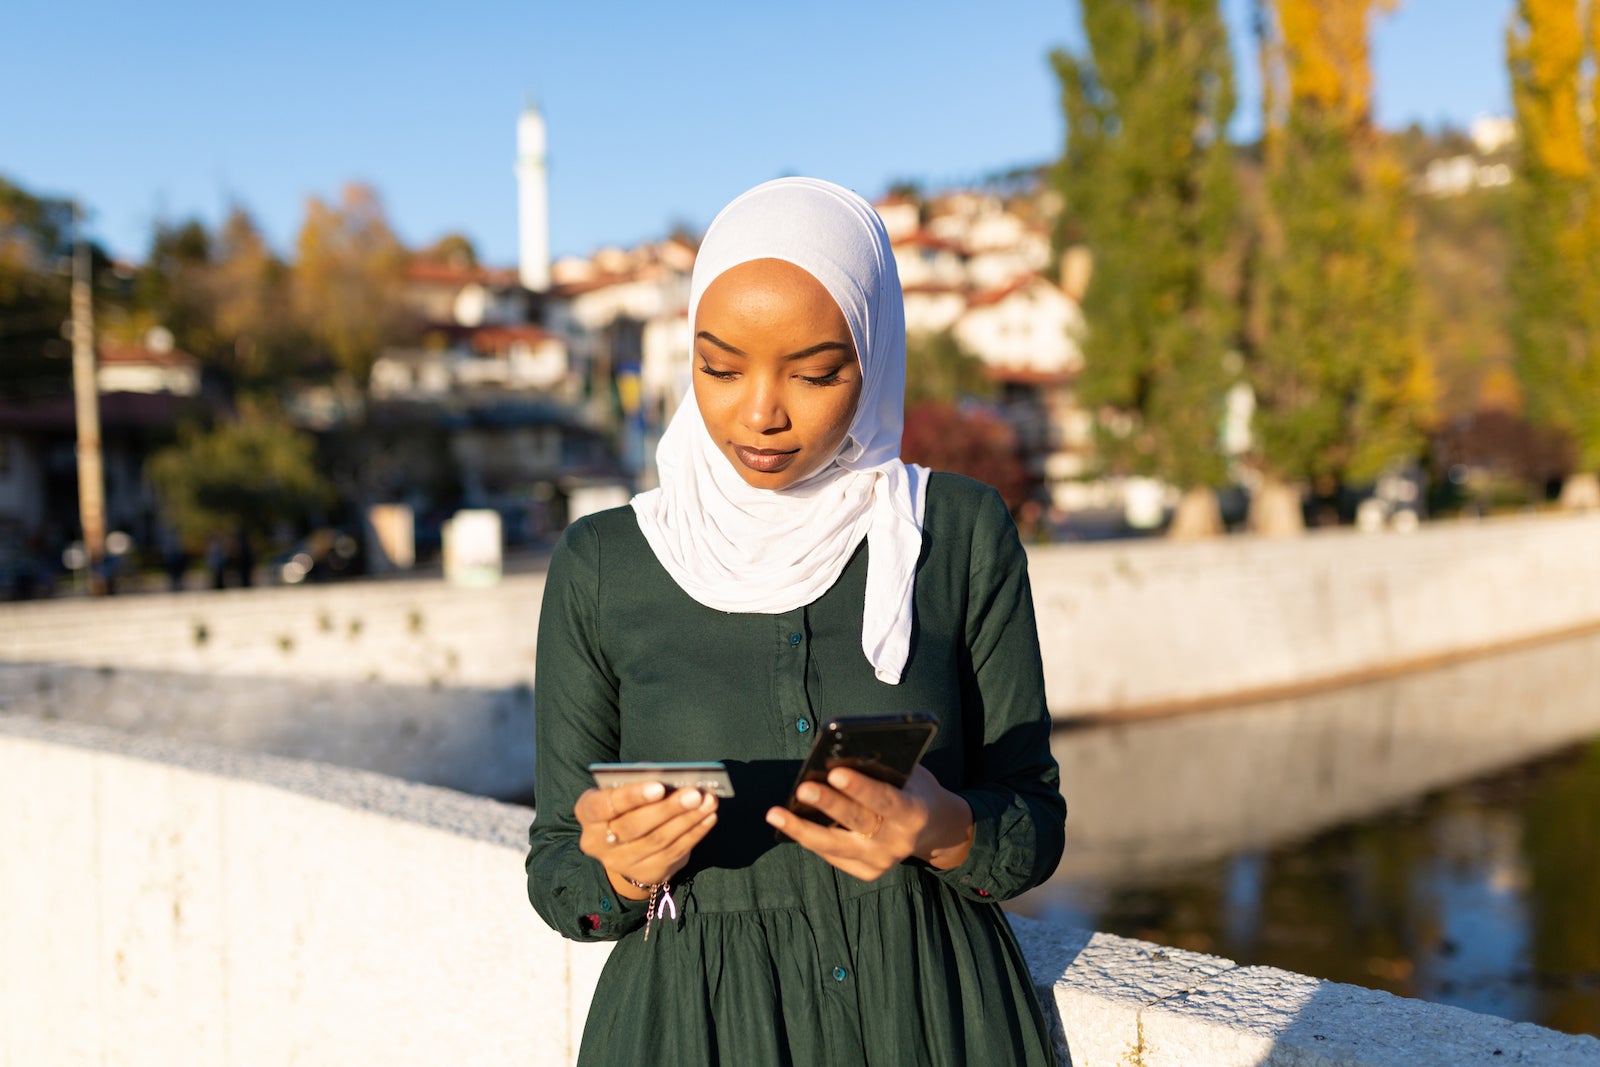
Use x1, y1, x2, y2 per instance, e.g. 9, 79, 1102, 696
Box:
1272, 0, 1395, 130
1508, 0, 1589, 179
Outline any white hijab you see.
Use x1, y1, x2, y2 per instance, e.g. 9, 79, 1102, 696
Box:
631, 177, 929, 685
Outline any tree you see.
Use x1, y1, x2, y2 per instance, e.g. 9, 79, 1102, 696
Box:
1248, 0, 1435, 533
211, 206, 298, 386
291, 183, 408, 386
1051, 0, 1241, 538
904, 329, 994, 406
1506, 0, 1600, 506
420, 232, 478, 268
902, 401, 1032, 513
146, 403, 332, 551
0, 175, 74, 400
131, 217, 218, 360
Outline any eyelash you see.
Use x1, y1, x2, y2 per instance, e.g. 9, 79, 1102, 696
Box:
696, 361, 848, 387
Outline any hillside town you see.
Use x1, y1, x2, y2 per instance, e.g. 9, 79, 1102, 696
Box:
0, 103, 1110, 593
0, 100, 1540, 597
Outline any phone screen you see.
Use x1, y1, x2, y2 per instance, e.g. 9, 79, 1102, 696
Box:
786, 712, 939, 826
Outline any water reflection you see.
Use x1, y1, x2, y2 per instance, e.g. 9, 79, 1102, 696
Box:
1010, 628, 1600, 1037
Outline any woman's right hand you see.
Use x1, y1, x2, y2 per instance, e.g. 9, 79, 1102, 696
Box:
576, 782, 719, 899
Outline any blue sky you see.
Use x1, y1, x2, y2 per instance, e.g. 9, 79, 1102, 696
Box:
1, 1, 1513, 267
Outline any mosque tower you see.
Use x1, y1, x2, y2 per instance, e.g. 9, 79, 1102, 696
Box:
516, 98, 551, 292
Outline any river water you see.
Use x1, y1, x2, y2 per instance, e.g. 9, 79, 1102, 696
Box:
1009, 627, 1600, 1038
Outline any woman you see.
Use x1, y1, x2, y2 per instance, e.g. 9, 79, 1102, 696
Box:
526, 177, 1064, 1065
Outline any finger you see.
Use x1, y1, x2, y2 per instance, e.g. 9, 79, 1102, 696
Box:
576, 781, 667, 826
624, 790, 718, 853
793, 780, 887, 836
613, 807, 719, 885
764, 807, 888, 881
824, 767, 902, 809
609, 788, 718, 845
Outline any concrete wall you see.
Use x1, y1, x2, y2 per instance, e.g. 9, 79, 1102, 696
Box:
4, 716, 1596, 1067
0, 577, 544, 797
4, 511, 1599, 725
1025, 509, 1600, 715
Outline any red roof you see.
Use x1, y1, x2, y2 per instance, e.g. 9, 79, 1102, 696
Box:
405, 260, 520, 288
892, 230, 964, 255
98, 341, 198, 368
468, 324, 559, 353
965, 277, 1037, 309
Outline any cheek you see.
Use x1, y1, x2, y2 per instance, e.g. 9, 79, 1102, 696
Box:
818, 383, 862, 445
691, 376, 730, 427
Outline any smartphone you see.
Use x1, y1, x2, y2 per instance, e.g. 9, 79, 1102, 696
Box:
588, 761, 735, 798
785, 713, 939, 826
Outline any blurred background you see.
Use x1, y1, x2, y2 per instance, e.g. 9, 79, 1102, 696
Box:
4, 0, 1599, 1044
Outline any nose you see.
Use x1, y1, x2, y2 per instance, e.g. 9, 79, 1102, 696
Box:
740, 378, 790, 434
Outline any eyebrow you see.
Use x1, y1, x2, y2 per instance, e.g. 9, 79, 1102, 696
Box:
695, 331, 852, 362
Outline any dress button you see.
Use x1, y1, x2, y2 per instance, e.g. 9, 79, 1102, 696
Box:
599, 898, 612, 912
788, 632, 802, 646
832, 966, 848, 982
797, 718, 810, 733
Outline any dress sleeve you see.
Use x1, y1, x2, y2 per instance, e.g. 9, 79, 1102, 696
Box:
931, 486, 1066, 903
525, 517, 650, 941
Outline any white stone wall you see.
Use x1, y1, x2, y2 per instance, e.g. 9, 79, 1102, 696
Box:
4, 511, 1600, 722
4, 717, 1596, 1067
1027, 510, 1600, 715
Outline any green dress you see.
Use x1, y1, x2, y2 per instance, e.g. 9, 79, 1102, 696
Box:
525, 473, 1065, 1066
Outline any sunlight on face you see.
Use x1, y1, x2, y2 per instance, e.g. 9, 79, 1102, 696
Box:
692, 258, 862, 490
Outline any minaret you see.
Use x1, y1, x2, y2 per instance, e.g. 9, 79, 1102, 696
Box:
516, 98, 551, 292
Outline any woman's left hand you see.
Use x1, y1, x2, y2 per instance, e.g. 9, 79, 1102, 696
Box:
765, 764, 974, 881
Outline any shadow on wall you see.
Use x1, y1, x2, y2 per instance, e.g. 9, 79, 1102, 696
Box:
0, 662, 537, 799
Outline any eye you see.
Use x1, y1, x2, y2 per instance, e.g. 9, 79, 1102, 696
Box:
697, 360, 738, 381
799, 364, 848, 386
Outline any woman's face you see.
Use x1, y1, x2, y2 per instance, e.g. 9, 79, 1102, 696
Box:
692, 258, 862, 490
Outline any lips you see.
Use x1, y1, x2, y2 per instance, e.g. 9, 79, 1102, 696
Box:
734, 445, 799, 473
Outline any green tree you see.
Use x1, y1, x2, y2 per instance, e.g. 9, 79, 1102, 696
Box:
1051, 0, 1241, 538
291, 182, 408, 386
129, 217, 219, 360
1248, 0, 1435, 533
904, 329, 994, 406
0, 175, 74, 400
147, 404, 332, 550
1506, 0, 1600, 503
420, 231, 478, 268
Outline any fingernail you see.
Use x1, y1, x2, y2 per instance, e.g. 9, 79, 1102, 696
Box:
679, 788, 702, 808
703, 812, 718, 826
766, 810, 786, 828
827, 768, 850, 789
643, 782, 666, 800
797, 784, 819, 804
700, 794, 717, 812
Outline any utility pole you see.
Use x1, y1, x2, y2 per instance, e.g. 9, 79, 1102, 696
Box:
70, 204, 107, 595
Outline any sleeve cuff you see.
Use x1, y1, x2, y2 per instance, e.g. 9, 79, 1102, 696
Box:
567, 856, 651, 940
930, 790, 1007, 902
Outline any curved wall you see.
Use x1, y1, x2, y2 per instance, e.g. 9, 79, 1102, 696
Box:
4, 718, 1597, 1067
4, 512, 1600, 732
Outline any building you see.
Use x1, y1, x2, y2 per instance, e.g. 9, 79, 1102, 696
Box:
876, 187, 1091, 509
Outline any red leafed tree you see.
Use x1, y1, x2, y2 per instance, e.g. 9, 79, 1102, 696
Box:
901, 401, 1033, 513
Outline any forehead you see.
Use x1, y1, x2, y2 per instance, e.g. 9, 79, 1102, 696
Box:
696, 259, 846, 328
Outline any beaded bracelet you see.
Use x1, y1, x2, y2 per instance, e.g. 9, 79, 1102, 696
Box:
621, 875, 677, 940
